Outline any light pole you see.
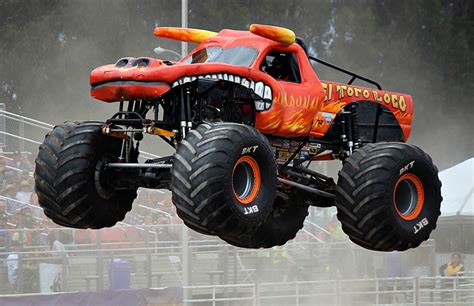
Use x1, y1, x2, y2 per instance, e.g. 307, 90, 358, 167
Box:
181, 0, 188, 57
180, 2, 190, 305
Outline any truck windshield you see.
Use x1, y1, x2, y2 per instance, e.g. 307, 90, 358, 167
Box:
183, 46, 258, 67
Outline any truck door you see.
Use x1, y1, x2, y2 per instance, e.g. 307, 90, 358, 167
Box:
258, 49, 321, 137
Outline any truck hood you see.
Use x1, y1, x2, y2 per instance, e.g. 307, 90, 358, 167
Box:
90, 57, 277, 104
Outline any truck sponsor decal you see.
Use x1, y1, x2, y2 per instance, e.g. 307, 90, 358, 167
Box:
321, 82, 408, 113
414, 217, 429, 234
400, 161, 415, 175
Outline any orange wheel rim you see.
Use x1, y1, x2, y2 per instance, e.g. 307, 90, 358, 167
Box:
232, 155, 261, 205
393, 173, 425, 221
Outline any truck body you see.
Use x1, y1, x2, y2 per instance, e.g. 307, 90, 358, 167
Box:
34, 24, 441, 252
91, 28, 412, 145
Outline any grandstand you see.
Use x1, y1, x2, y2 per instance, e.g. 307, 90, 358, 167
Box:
1, 106, 473, 305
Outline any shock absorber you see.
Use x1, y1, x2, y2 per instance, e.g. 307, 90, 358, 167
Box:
339, 109, 352, 156
340, 104, 360, 157
179, 87, 190, 138
350, 103, 361, 149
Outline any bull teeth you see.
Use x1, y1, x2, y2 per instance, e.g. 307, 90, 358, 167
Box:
263, 85, 272, 100
255, 101, 265, 111
255, 82, 264, 97
171, 75, 272, 109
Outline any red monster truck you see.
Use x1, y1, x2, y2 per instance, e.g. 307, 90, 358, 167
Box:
34, 25, 442, 251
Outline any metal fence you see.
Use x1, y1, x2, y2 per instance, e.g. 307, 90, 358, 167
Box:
0, 224, 438, 294
183, 277, 474, 306
0, 108, 161, 160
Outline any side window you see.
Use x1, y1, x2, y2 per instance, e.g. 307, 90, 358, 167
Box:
260, 51, 301, 83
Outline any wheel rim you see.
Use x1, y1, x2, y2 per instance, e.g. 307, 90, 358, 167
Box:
94, 154, 116, 200
232, 156, 261, 205
393, 173, 424, 221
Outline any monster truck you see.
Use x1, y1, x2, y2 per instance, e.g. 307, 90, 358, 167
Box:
34, 24, 442, 251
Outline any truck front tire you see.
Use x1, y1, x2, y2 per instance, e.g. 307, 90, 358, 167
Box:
35, 121, 137, 229
170, 123, 277, 237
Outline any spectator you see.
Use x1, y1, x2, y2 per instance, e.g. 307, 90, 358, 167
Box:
34, 220, 50, 246
4, 184, 23, 214
49, 233, 68, 258
4, 170, 19, 187
11, 225, 30, 247
7, 151, 32, 171
439, 253, 465, 276
257, 246, 294, 282
148, 191, 161, 209
29, 192, 43, 219
328, 215, 346, 241
0, 213, 10, 254
156, 215, 178, 242
159, 194, 173, 213
0, 157, 5, 190
26, 154, 35, 170
15, 180, 33, 205
140, 215, 154, 237
0, 198, 7, 215
123, 210, 143, 225
439, 253, 465, 302
49, 231, 70, 277
4, 241, 21, 293
143, 215, 153, 226
0, 199, 10, 253
20, 207, 37, 229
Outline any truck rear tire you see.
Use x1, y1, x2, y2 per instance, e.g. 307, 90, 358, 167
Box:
220, 193, 309, 248
335, 142, 442, 251
170, 123, 277, 237
34, 121, 137, 229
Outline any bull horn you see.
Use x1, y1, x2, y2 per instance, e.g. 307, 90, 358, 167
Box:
249, 24, 295, 45
154, 27, 217, 44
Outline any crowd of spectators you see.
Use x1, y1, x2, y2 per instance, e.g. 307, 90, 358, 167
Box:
1, 152, 49, 250
0, 150, 186, 292
0, 151, 187, 253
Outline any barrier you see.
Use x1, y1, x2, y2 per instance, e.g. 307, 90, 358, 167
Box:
0, 109, 161, 160
0, 228, 438, 295
182, 277, 474, 306
0, 103, 5, 147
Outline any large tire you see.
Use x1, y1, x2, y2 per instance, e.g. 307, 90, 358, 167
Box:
170, 123, 277, 237
335, 142, 442, 252
34, 121, 137, 229
221, 192, 309, 248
